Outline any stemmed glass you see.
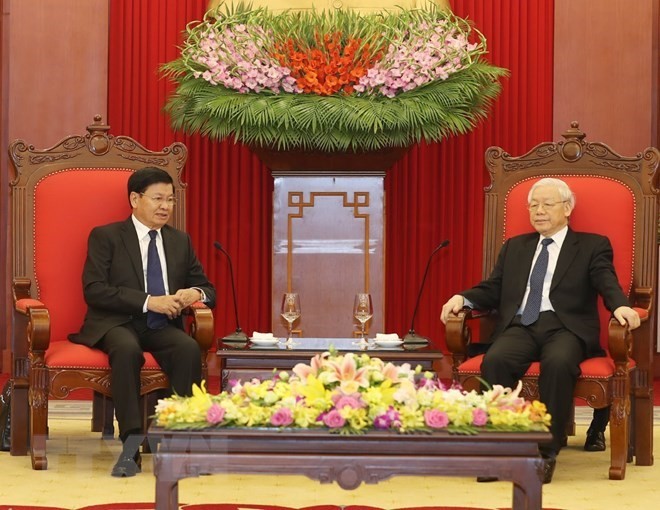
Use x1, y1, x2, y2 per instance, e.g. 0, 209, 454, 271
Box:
280, 292, 301, 343
353, 293, 373, 340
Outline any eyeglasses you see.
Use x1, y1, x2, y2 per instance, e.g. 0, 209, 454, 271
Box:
139, 193, 176, 206
527, 200, 567, 212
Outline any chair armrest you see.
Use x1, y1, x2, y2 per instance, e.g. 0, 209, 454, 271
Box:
183, 301, 214, 353
607, 318, 633, 364
607, 294, 650, 364
445, 307, 493, 356
445, 308, 473, 356
13, 297, 50, 352
630, 286, 652, 313
13, 277, 32, 302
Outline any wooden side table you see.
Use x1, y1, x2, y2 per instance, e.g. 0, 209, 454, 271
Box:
216, 337, 444, 390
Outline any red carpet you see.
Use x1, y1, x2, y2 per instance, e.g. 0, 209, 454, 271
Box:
0, 505, 566, 510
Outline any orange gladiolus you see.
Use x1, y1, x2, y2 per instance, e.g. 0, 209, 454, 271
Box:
273, 32, 383, 95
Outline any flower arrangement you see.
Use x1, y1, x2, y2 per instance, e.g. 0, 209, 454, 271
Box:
162, 2, 507, 152
154, 351, 550, 435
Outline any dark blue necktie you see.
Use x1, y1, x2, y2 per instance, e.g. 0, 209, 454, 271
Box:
520, 238, 554, 326
147, 230, 168, 329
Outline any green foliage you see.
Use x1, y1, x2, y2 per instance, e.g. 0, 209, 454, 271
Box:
163, 3, 508, 152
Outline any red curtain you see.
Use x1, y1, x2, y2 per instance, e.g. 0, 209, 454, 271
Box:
108, 0, 273, 341
108, 0, 554, 349
385, 0, 554, 347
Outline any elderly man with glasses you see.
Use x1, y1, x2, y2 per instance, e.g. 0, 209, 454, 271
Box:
69, 166, 215, 478
441, 177, 639, 484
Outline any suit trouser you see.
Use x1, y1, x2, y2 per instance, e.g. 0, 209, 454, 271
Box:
96, 317, 202, 441
481, 311, 586, 456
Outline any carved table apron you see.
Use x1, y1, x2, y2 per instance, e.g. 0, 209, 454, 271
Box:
149, 426, 550, 510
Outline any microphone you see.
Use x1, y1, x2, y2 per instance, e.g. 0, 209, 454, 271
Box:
403, 240, 450, 344
213, 241, 249, 344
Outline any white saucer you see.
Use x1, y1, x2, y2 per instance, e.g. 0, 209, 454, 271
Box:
249, 337, 280, 345
374, 338, 404, 347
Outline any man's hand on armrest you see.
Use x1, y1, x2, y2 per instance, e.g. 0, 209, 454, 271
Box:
441, 294, 465, 324
613, 305, 641, 330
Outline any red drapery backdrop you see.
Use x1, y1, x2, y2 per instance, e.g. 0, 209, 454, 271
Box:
107, 0, 554, 351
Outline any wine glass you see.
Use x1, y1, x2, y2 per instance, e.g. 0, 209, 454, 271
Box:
280, 292, 301, 343
353, 293, 373, 340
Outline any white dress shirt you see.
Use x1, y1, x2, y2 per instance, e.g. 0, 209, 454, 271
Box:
132, 216, 171, 312
517, 225, 569, 314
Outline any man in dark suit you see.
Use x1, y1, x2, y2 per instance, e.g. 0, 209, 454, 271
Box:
69, 167, 216, 477
440, 177, 639, 483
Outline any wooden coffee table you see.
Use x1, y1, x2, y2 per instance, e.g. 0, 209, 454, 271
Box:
216, 337, 444, 390
149, 426, 550, 510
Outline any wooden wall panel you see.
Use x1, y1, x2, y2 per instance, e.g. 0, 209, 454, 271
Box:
0, 0, 109, 371
6, 0, 108, 146
1, 0, 10, 373
555, 0, 660, 369
553, 0, 656, 153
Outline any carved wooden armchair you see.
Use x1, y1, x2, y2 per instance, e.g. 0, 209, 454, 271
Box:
8, 116, 214, 469
445, 123, 659, 480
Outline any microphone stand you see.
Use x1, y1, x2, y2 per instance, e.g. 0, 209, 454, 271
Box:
403, 240, 450, 344
214, 242, 249, 344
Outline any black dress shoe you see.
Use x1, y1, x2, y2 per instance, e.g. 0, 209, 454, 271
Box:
542, 456, 556, 484
111, 451, 142, 477
584, 430, 606, 452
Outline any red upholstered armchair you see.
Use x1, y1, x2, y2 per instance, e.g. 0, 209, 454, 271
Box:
445, 123, 659, 480
8, 116, 214, 469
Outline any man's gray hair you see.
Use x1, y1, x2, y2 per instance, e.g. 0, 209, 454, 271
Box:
528, 178, 575, 208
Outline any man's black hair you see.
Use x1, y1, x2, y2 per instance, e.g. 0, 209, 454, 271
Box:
127, 167, 174, 204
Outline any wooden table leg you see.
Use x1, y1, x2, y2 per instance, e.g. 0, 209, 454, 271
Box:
155, 477, 179, 510
511, 459, 543, 510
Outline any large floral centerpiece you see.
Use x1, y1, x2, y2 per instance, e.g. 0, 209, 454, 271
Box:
155, 351, 550, 434
162, 2, 507, 152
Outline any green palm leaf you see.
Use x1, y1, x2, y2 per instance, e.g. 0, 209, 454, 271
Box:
162, 5, 508, 152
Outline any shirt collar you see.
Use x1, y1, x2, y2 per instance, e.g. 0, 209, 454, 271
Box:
540, 225, 568, 250
131, 214, 160, 240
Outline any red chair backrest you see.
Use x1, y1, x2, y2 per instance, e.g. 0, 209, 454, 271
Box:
33, 168, 134, 343
502, 175, 635, 350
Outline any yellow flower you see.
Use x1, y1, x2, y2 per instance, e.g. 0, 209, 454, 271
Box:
398, 407, 425, 432
299, 374, 332, 410
344, 408, 369, 430
362, 380, 396, 407
244, 380, 271, 401
293, 405, 322, 428
244, 403, 272, 426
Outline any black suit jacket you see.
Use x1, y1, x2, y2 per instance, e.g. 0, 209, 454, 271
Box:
461, 228, 630, 357
69, 217, 216, 346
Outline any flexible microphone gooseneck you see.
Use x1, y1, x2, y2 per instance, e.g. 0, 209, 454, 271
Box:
403, 239, 450, 344
214, 241, 249, 343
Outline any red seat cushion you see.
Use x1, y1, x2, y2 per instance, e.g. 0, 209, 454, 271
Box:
45, 340, 162, 370
458, 354, 635, 380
